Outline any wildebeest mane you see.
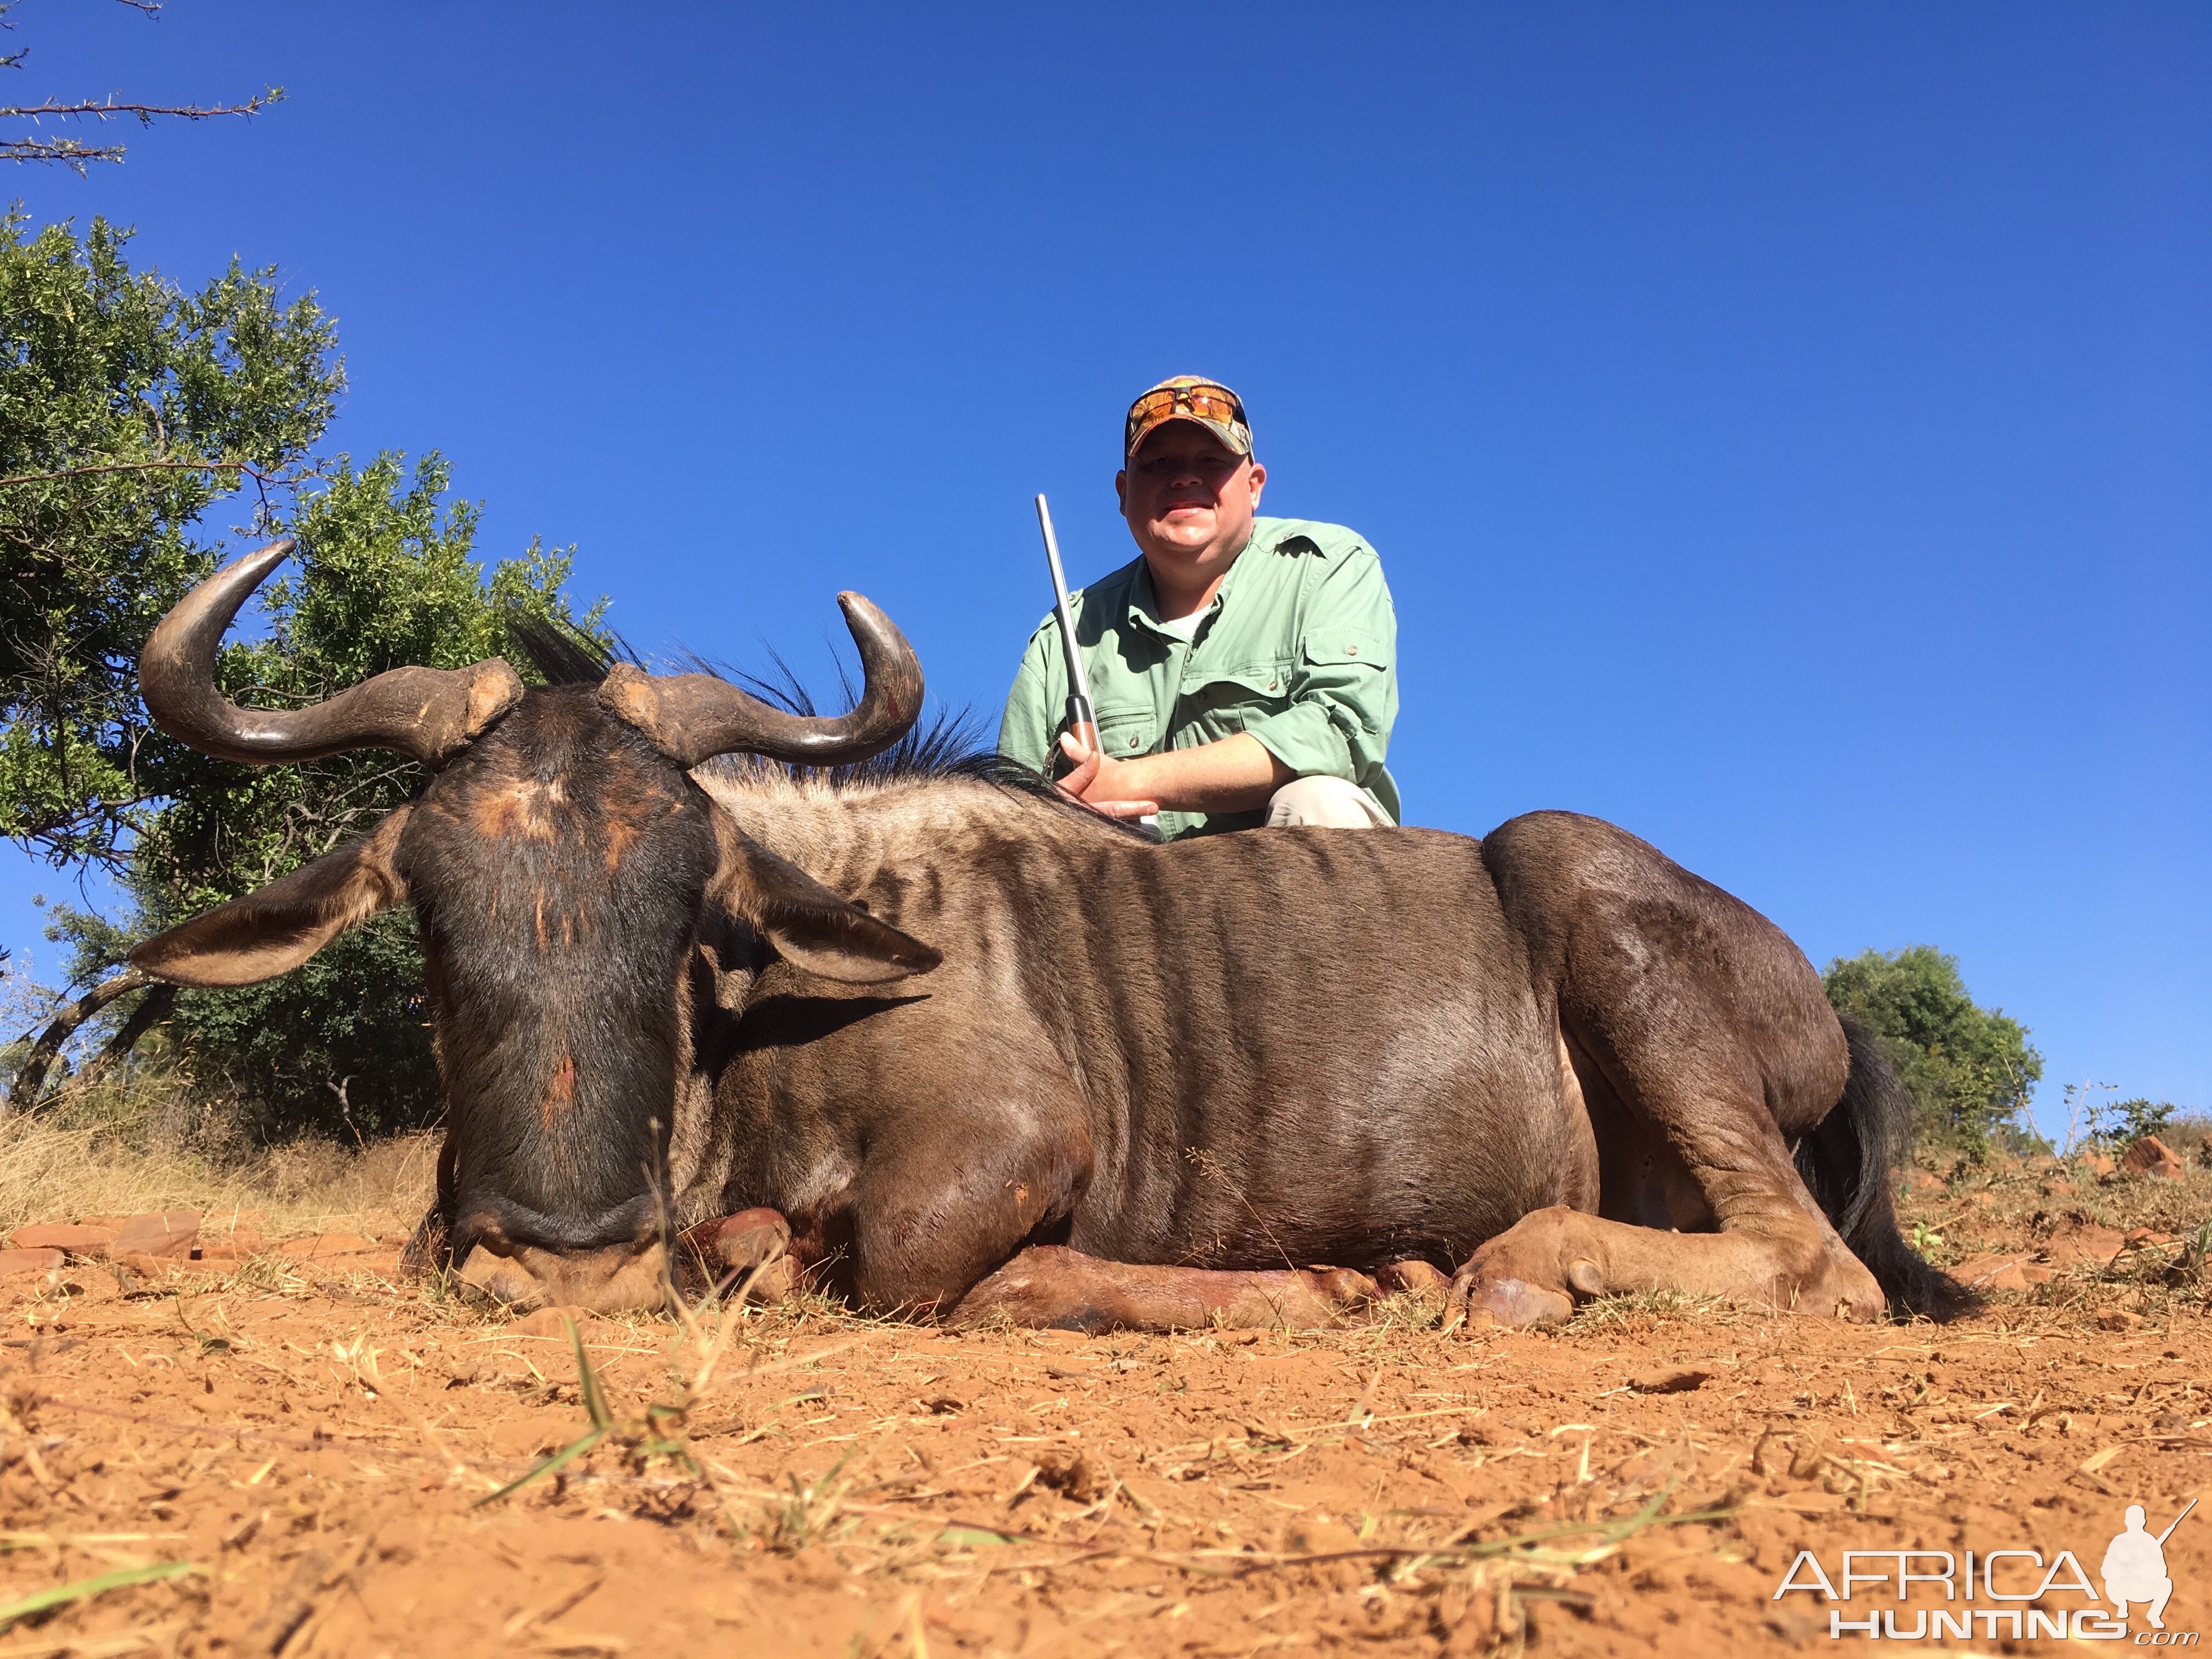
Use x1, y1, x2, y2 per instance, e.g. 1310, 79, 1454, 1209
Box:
505, 614, 1147, 833
506, 613, 630, 690
712, 650, 1153, 836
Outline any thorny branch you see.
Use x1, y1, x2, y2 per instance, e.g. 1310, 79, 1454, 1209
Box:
2, 0, 283, 171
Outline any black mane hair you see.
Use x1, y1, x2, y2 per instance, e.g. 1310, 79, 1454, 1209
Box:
506, 613, 628, 690
503, 612, 1120, 823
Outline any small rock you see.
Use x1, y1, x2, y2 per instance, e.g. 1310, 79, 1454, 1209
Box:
2121, 1136, 2187, 1181
188, 1243, 257, 1263
1281, 1515, 1364, 1555
2041, 1179, 2078, 1198
1032, 1447, 1111, 1503
0, 1248, 63, 1277
2124, 1228, 2175, 1248
111, 1210, 199, 1257
50, 1273, 120, 1304
9, 1223, 116, 1254
2041, 1224, 2126, 1268
275, 1233, 376, 1259
2019, 1263, 2057, 1285
2095, 1308, 2145, 1332
1951, 1252, 2034, 1292
1629, 1369, 1711, 1395
2083, 1152, 2118, 1178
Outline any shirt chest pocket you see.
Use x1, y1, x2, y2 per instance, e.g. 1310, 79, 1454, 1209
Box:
1181, 661, 1293, 732
1303, 631, 1390, 673
1092, 702, 1159, 757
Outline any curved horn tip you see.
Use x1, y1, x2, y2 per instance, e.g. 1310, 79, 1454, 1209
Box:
836, 590, 894, 620
228, 537, 297, 579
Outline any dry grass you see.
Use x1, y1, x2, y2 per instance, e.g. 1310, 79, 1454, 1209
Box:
0, 1108, 438, 1239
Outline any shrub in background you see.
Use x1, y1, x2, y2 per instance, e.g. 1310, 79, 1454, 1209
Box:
1822, 945, 2044, 1161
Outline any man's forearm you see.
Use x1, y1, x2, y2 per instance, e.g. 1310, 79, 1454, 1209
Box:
1119, 733, 1293, 812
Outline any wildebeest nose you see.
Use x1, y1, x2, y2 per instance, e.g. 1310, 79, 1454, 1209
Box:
450, 1190, 658, 1262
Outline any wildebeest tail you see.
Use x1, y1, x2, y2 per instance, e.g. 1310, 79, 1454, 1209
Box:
1793, 1012, 1977, 1322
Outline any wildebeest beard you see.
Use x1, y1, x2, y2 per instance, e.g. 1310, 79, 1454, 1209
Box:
400, 686, 719, 1257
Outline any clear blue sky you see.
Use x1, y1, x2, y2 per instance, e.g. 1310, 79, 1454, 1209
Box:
5, 4, 2207, 1132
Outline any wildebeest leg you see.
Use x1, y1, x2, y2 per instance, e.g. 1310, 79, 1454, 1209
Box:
948, 1246, 1377, 1333
680, 1208, 798, 1304
1459, 815, 1889, 1328
1449, 1040, 1883, 1327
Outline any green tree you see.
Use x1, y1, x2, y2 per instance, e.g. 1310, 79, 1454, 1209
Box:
2, 217, 607, 1136
1821, 945, 2044, 1159
1, 210, 338, 872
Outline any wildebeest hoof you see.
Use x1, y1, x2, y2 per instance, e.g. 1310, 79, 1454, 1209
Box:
1446, 1206, 1606, 1330
1375, 1259, 1450, 1296
680, 1208, 796, 1305
1449, 1271, 1575, 1329
1796, 1251, 1887, 1323
1375, 1259, 1452, 1316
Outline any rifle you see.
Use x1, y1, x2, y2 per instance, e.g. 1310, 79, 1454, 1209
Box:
1033, 494, 1098, 758
2157, 1497, 2197, 1545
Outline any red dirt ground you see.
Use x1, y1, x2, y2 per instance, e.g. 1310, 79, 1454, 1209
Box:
0, 1154, 2205, 1658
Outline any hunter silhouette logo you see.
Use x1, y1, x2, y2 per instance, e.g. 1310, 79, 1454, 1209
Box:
2105, 1500, 2194, 1632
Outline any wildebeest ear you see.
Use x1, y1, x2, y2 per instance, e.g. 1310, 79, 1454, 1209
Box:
129, 806, 413, 989
709, 822, 940, 984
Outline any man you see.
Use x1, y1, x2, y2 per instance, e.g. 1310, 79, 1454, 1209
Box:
2101, 1504, 2177, 1630
999, 376, 1401, 837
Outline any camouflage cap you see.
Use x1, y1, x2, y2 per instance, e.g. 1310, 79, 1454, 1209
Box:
1124, 376, 1252, 464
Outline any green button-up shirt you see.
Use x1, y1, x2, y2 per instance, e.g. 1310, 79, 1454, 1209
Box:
998, 516, 1401, 840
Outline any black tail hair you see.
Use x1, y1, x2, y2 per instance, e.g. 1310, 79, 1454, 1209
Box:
1794, 1012, 1978, 1322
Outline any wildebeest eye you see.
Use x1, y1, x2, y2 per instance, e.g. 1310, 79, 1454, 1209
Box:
849, 899, 870, 913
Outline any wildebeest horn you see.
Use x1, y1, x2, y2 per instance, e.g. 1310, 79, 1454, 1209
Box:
596, 592, 924, 768
139, 538, 524, 768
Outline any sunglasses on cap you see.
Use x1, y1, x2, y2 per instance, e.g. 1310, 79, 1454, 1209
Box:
1124, 381, 1251, 459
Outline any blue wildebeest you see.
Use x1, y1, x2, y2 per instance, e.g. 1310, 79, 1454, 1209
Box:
129, 541, 1966, 1330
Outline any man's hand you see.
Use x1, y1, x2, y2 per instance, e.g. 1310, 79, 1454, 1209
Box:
1055, 732, 1159, 819
1054, 729, 1295, 817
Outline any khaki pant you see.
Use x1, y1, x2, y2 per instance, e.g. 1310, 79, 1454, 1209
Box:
1264, 774, 1394, 830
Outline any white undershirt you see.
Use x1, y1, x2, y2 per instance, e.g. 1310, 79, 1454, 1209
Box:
1155, 610, 1206, 640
